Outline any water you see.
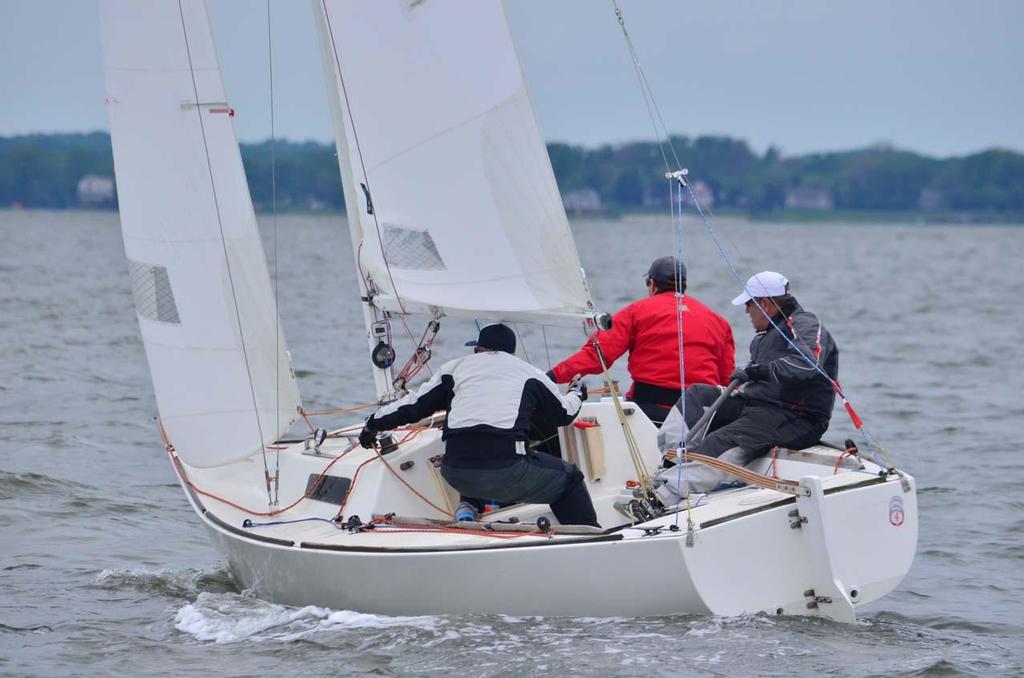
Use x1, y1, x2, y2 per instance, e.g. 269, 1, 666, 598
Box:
1, 209, 1022, 676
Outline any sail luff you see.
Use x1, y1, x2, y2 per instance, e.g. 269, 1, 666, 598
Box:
312, 0, 396, 399
100, 0, 301, 468
316, 0, 599, 326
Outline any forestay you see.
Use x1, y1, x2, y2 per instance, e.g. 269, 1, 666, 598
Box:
100, 0, 300, 468
315, 0, 594, 322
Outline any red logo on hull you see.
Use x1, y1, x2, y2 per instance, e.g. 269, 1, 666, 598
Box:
889, 496, 905, 527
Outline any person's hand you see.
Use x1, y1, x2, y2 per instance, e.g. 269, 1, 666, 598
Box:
358, 426, 376, 449
743, 363, 767, 382
732, 364, 766, 384
569, 379, 588, 401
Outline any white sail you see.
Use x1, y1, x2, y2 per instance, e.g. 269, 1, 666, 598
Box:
315, 0, 595, 323
100, 0, 301, 468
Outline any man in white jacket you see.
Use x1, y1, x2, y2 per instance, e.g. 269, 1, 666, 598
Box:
360, 323, 598, 527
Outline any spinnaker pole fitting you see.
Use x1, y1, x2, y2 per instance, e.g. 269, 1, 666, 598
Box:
665, 168, 688, 187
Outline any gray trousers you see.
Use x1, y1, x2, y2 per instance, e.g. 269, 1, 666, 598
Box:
658, 384, 829, 493
685, 383, 829, 462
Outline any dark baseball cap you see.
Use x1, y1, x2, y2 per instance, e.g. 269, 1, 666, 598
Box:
645, 256, 686, 284
465, 323, 516, 354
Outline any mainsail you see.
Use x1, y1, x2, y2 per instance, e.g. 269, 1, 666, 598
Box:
100, 0, 301, 468
315, 0, 595, 323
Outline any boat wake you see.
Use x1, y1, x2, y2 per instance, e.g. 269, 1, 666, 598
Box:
174, 592, 442, 644
94, 566, 236, 599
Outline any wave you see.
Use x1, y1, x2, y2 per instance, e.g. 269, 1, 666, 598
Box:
0, 471, 86, 500
94, 566, 236, 599
174, 592, 442, 644
869, 610, 1021, 637
0, 622, 53, 634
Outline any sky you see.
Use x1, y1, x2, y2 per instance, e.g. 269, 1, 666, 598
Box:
1, 0, 1021, 158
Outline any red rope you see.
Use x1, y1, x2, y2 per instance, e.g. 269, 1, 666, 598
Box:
833, 445, 857, 475
168, 443, 357, 517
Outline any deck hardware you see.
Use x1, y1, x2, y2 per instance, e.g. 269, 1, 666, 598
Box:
242, 519, 253, 528
536, 517, 551, 533
400, 460, 414, 471
378, 434, 399, 455
640, 526, 663, 536
428, 454, 443, 468
344, 515, 365, 533
360, 182, 374, 214
789, 509, 807, 529
303, 428, 328, 455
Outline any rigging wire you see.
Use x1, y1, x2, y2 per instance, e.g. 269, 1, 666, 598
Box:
512, 323, 531, 363
612, 0, 681, 174
176, 0, 273, 506
319, 2, 421, 355
266, 0, 282, 506
670, 177, 696, 532
609, 1, 895, 471
541, 325, 552, 369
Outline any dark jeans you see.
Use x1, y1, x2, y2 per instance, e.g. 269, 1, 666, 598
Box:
441, 451, 599, 527
684, 383, 828, 463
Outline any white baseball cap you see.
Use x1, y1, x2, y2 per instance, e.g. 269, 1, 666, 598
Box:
731, 271, 790, 306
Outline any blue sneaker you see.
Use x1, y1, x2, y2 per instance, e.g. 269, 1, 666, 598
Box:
454, 501, 479, 522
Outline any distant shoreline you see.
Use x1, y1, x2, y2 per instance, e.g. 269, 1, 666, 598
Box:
3, 132, 1022, 218
4, 205, 1020, 227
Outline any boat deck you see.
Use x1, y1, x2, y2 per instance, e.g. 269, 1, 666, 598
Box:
178, 437, 884, 552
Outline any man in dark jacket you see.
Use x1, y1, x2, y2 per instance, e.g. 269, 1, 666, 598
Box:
661, 271, 837, 489
359, 323, 598, 526
548, 256, 734, 426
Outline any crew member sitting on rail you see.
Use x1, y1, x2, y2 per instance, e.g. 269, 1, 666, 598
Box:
661, 271, 838, 491
547, 257, 734, 427
359, 323, 599, 527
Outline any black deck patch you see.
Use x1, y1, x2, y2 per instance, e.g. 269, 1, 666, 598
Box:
305, 474, 352, 505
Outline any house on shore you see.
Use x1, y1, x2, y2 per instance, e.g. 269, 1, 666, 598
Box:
77, 175, 116, 207
562, 188, 606, 216
784, 187, 833, 210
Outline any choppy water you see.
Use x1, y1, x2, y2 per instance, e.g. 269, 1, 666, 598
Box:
1, 209, 1022, 676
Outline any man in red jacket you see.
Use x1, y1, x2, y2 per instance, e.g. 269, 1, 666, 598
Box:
547, 256, 734, 426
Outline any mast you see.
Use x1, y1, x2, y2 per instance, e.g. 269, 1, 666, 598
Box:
312, 1, 395, 400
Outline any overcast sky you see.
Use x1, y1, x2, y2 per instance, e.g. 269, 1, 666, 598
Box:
1, 0, 1021, 157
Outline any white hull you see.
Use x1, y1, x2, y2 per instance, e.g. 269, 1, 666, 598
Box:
173, 400, 917, 620
100, 0, 917, 624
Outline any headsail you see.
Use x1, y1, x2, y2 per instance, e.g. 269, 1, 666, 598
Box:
100, 0, 301, 468
315, 0, 596, 324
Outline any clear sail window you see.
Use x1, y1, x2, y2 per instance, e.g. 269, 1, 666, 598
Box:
128, 260, 181, 324
382, 224, 446, 271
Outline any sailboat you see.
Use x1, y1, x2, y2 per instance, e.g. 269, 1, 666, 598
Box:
100, 0, 916, 621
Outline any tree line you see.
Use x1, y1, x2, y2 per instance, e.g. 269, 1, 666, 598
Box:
1, 132, 1021, 216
